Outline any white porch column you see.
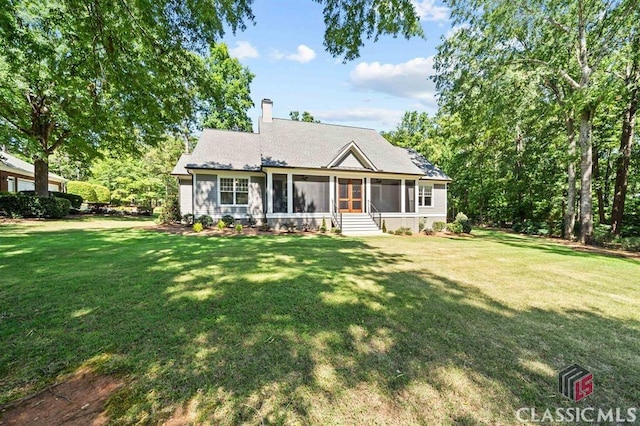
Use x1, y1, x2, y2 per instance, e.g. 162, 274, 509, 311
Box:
415, 179, 419, 213
365, 177, 371, 213
401, 179, 406, 213
266, 172, 273, 214
287, 172, 293, 213
329, 175, 335, 213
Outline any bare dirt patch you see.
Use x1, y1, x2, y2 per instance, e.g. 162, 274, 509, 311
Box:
0, 369, 123, 426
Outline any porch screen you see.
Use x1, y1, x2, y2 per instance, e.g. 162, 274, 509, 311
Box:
273, 174, 287, 213
405, 181, 415, 213
293, 175, 329, 213
370, 179, 401, 212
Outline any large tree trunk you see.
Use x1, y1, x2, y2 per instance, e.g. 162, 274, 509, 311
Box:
611, 90, 638, 235
592, 144, 606, 224
578, 107, 594, 244
34, 156, 50, 197
564, 117, 577, 239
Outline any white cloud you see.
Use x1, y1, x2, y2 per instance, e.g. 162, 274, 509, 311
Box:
314, 107, 406, 128
271, 44, 316, 63
228, 41, 259, 60
412, 0, 449, 22
349, 57, 437, 106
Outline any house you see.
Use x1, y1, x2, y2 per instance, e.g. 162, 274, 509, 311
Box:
0, 149, 66, 193
172, 99, 451, 234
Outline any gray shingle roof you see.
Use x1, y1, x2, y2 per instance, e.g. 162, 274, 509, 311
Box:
186, 128, 261, 171
171, 153, 192, 175
180, 119, 450, 181
0, 151, 66, 181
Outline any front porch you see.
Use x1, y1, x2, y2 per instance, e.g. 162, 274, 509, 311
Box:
264, 170, 425, 233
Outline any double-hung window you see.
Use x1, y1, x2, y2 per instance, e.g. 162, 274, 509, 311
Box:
419, 184, 433, 207
220, 177, 249, 205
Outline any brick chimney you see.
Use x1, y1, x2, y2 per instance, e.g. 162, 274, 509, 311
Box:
261, 98, 273, 123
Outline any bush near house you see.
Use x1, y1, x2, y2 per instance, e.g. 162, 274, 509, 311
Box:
0, 193, 71, 218
67, 181, 110, 204
454, 212, 472, 234
432, 221, 446, 232
19, 191, 83, 209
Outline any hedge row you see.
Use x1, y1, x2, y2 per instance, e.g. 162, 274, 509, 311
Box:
66, 181, 110, 204
0, 193, 71, 218
19, 190, 83, 209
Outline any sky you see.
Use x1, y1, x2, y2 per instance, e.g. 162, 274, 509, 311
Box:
221, 0, 453, 132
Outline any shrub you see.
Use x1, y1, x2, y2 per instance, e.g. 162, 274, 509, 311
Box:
424, 228, 435, 236
67, 181, 98, 203
247, 215, 257, 227
182, 213, 194, 225
418, 219, 426, 232
158, 194, 180, 224
93, 184, 111, 204
332, 227, 341, 234
19, 191, 83, 209
0, 193, 70, 218
216, 219, 225, 230
393, 227, 412, 236
433, 221, 446, 232
193, 222, 203, 232
454, 212, 472, 234
319, 217, 327, 233
283, 221, 296, 233
447, 221, 463, 234
221, 214, 235, 227
235, 223, 243, 233
382, 220, 387, 233
197, 214, 214, 228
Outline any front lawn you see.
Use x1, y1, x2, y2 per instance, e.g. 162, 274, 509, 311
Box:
1, 219, 639, 424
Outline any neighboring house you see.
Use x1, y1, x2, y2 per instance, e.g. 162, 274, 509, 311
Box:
0, 149, 66, 193
172, 99, 451, 234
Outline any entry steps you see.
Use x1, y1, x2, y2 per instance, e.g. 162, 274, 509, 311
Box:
338, 213, 384, 236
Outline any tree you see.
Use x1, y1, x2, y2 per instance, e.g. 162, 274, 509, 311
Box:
439, 0, 630, 243
611, 10, 640, 235
289, 111, 320, 123
200, 44, 254, 132
0, 0, 422, 197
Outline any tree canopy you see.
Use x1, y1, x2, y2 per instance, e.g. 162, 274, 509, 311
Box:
0, 0, 423, 196
420, 0, 640, 243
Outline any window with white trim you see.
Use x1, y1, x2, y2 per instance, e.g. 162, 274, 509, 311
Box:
419, 184, 433, 207
220, 177, 249, 205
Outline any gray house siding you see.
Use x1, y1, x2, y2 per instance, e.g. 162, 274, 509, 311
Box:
194, 174, 217, 216
418, 183, 447, 216
193, 173, 264, 220
249, 176, 265, 219
179, 177, 193, 215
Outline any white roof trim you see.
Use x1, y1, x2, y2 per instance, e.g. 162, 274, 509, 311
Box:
326, 141, 378, 171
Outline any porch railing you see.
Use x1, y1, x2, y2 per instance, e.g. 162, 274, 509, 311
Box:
332, 200, 342, 231
368, 201, 382, 230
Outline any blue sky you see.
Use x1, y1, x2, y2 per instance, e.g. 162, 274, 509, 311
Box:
221, 0, 453, 132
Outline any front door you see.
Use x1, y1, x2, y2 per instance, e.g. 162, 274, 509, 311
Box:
338, 179, 363, 213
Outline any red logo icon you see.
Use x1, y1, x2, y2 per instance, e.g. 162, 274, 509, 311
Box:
559, 364, 593, 402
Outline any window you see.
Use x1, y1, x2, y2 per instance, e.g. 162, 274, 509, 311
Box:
7, 177, 15, 192
419, 184, 433, 207
220, 177, 249, 205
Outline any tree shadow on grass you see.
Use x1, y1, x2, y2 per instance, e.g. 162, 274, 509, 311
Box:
0, 228, 639, 424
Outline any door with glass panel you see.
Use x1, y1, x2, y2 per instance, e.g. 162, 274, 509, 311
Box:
338, 179, 363, 213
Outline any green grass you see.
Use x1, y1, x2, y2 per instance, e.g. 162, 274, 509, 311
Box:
1, 220, 639, 424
